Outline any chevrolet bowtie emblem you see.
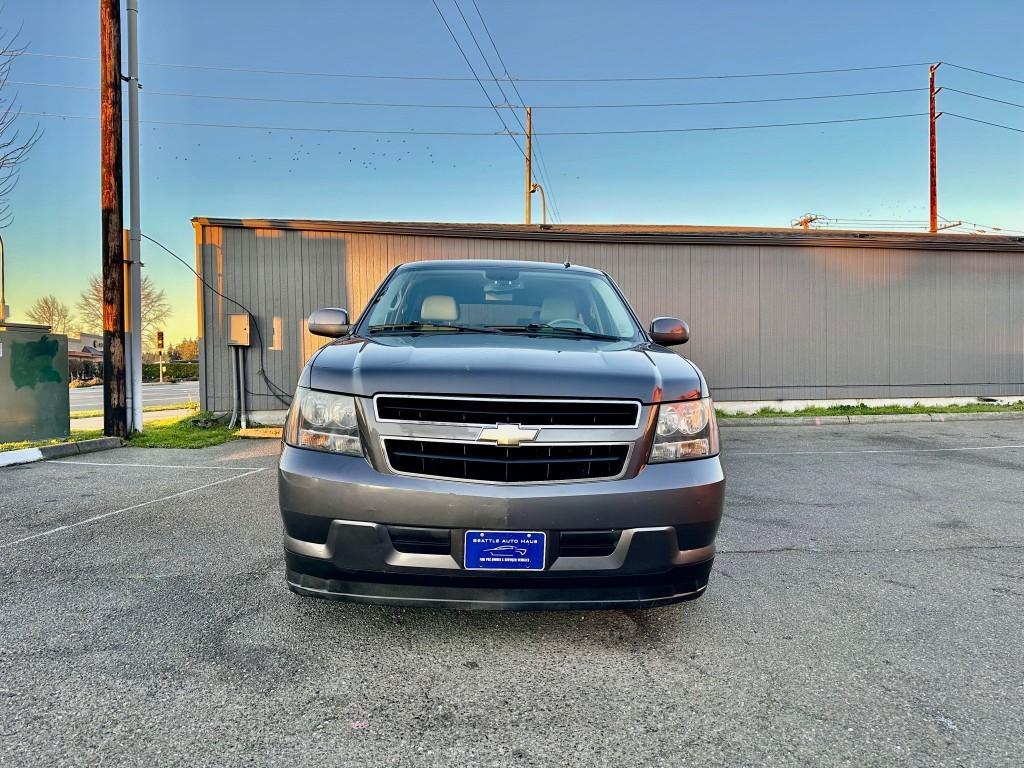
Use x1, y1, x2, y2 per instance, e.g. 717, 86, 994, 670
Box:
477, 423, 540, 447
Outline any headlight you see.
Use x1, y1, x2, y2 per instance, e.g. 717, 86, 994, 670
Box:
648, 398, 719, 463
285, 387, 363, 456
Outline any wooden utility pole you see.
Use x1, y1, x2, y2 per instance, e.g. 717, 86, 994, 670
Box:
929, 63, 942, 234
101, 0, 128, 437
524, 106, 532, 225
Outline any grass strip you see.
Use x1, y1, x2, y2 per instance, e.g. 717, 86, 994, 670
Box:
70, 401, 199, 419
124, 413, 239, 449
4, 413, 238, 453
0, 430, 106, 452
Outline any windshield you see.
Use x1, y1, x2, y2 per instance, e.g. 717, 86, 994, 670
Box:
358, 265, 642, 341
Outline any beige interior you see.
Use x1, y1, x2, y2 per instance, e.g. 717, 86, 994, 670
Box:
420, 295, 458, 322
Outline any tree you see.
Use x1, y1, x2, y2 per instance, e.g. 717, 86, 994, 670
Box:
77, 273, 173, 349
171, 337, 199, 361
25, 294, 74, 333
0, 26, 42, 228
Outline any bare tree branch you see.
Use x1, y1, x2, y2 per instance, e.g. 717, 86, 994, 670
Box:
77, 273, 173, 349
0, 20, 41, 228
25, 294, 74, 333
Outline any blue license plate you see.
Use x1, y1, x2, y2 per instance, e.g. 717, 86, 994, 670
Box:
464, 530, 546, 571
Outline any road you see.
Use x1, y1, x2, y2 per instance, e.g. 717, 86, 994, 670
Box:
1, 420, 1022, 766
69, 381, 200, 412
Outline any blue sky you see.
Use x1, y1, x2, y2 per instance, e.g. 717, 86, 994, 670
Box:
4, 0, 1024, 342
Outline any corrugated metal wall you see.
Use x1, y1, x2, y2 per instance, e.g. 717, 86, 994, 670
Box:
195, 222, 1024, 411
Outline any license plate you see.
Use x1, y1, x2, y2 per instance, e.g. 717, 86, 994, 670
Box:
464, 530, 546, 571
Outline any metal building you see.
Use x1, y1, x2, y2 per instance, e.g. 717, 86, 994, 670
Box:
192, 218, 1024, 414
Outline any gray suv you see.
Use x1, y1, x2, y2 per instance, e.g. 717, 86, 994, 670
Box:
278, 260, 724, 609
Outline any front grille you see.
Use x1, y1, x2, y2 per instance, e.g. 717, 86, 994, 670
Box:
384, 439, 630, 483
375, 396, 639, 427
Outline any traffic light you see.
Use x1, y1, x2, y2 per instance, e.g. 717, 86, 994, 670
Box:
156, 330, 164, 350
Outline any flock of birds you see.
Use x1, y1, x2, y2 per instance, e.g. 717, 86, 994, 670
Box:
148, 126, 476, 174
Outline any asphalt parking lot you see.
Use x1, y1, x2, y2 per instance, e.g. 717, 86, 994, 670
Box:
1, 420, 1022, 767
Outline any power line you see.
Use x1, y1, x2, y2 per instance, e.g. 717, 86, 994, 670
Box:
8, 78, 927, 111
528, 139, 560, 221
944, 62, 1024, 87
450, 0, 515, 107
528, 113, 927, 136
8, 79, 499, 108
498, 62, 933, 84
945, 112, 1024, 134
938, 215, 1024, 235
20, 50, 932, 83
829, 219, 930, 225
469, 0, 561, 222
798, 213, 935, 231
444, 0, 555, 222
21, 51, 482, 81
21, 111, 516, 134
21, 110, 928, 135
141, 232, 292, 404
829, 217, 930, 222
955, 220, 1024, 235
429, 0, 527, 160
813, 215, 932, 228
526, 88, 927, 109
827, 222, 931, 229
464, 0, 559, 222
943, 87, 1024, 111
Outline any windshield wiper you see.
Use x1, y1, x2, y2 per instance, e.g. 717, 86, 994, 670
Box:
367, 322, 504, 335
496, 323, 623, 341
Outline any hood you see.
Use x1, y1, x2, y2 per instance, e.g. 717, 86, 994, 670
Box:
308, 334, 704, 403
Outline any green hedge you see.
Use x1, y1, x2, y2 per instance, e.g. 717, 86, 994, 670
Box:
142, 361, 198, 381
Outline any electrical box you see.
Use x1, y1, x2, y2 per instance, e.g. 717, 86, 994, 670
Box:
0, 323, 70, 443
227, 314, 250, 346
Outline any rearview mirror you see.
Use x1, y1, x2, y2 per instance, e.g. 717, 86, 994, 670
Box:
649, 317, 689, 346
308, 308, 350, 338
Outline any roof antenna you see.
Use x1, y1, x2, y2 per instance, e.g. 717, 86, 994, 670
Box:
563, 259, 571, 269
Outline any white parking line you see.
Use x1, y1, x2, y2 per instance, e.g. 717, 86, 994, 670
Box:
730, 443, 1024, 456
50, 460, 267, 471
0, 468, 266, 549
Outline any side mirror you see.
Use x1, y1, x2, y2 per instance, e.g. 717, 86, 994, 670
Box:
649, 316, 689, 346
308, 308, 350, 338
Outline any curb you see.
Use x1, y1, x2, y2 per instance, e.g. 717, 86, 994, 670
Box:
0, 437, 123, 468
237, 427, 283, 439
719, 411, 1024, 427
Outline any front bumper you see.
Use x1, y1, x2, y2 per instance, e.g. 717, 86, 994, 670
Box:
278, 445, 724, 610
287, 549, 713, 610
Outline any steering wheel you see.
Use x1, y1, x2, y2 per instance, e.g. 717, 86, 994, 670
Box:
545, 318, 587, 330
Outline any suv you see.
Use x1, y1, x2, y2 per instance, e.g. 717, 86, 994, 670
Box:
279, 260, 724, 609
